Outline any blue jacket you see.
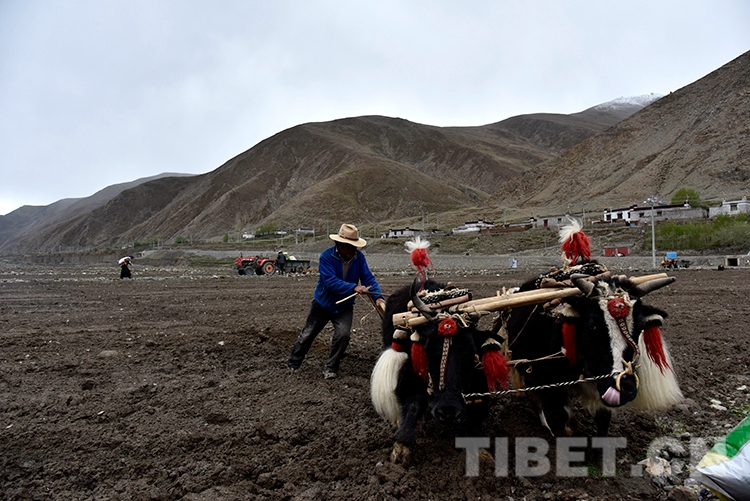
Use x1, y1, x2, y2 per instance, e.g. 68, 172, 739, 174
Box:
313, 245, 384, 314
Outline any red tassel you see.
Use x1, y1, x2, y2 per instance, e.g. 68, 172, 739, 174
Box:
561, 231, 591, 263
391, 341, 404, 352
643, 325, 670, 373
482, 350, 509, 391
562, 322, 577, 366
411, 342, 428, 382
406, 237, 433, 281
411, 248, 432, 275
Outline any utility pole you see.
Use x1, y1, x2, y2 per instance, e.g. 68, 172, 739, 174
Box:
582, 201, 588, 225
645, 196, 658, 268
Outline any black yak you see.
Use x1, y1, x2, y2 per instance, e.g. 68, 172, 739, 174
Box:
370, 279, 509, 464
497, 220, 683, 436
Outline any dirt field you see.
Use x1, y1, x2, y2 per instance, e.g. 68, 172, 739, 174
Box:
1, 263, 748, 500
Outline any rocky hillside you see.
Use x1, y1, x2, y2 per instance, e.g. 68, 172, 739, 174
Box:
3, 46, 748, 254
499, 51, 750, 213
0, 101, 645, 252
0, 173, 191, 252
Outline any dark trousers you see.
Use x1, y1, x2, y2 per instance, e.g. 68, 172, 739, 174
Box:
120, 265, 131, 279
287, 300, 354, 373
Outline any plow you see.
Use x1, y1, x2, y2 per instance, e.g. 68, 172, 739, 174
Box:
391, 271, 672, 330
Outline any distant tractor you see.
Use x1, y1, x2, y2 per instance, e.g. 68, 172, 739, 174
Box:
235, 256, 277, 276
234, 255, 312, 276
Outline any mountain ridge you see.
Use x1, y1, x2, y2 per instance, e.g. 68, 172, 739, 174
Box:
2, 49, 748, 256
1, 103, 641, 252
498, 51, 750, 214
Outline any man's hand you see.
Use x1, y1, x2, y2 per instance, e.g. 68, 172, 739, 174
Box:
354, 285, 370, 295
375, 298, 386, 313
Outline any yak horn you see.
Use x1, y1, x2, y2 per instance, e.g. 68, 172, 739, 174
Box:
410, 278, 437, 319
571, 274, 595, 297
632, 276, 676, 297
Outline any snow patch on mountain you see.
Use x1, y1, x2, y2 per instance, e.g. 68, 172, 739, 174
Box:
594, 93, 664, 111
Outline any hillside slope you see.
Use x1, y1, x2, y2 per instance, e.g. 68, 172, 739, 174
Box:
499, 51, 750, 213
1, 105, 640, 251
0, 173, 192, 251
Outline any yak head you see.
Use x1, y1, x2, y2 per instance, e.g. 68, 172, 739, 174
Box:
557, 274, 680, 409
410, 280, 508, 425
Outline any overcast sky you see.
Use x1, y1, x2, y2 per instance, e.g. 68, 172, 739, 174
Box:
1, 1, 748, 215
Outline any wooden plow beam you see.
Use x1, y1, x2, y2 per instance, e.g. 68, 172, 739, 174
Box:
392, 273, 670, 329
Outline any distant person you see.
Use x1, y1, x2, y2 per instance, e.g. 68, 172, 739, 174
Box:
287, 224, 386, 380
118, 255, 133, 279
276, 250, 286, 275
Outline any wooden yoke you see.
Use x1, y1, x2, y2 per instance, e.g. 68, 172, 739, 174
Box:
392, 273, 669, 329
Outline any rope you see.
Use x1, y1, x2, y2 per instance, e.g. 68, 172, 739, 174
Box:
506, 351, 566, 366
462, 372, 620, 401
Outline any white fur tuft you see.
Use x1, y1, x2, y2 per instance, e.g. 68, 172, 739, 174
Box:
371, 348, 408, 425
404, 236, 430, 253
558, 217, 583, 245
630, 335, 683, 411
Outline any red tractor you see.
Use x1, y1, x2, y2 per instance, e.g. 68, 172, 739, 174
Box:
235, 256, 277, 276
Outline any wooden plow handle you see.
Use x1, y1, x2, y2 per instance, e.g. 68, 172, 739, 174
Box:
392, 273, 670, 329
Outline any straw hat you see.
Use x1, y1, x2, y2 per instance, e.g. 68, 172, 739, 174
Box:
329, 223, 367, 248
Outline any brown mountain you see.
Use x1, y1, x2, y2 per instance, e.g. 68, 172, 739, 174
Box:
500, 51, 750, 213
7, 45, 745, 255
1, 102, 644, 252
0, 173, 192, 252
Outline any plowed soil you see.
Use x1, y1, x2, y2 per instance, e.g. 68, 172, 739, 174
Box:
1, 264, 748, 500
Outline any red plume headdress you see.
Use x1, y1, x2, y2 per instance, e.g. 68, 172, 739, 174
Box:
559, 218, 591, 266
405, 237, 433, 281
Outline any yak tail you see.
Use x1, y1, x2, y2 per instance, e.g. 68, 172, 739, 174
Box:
631, 334, 683, 411
371, 348, 408, 426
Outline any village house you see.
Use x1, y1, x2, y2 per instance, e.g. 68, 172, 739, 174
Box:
451, 219, 494, 235
708, 195, 750, 217
530, 215, 574, 229
602, 202, 708, 224
383, 227, 417, 239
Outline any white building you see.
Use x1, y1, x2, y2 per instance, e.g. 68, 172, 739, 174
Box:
603, 202, 708, 224
709, 196, 750, 217
384, 227, 417, 238
451, 219, 494, 235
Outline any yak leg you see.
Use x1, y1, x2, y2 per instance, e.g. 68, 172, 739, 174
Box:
594, 408, 612, 437
463, 401, 490, 438
465, 402, 494, 466
392, 393, 426, 465
536, 387, 573, 436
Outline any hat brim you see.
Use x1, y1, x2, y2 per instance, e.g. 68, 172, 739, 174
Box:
329, 234, 367, 248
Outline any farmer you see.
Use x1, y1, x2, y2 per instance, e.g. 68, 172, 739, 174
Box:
287, 224, 386, 379
118, 255, 134, 279
276, 250, 286, 275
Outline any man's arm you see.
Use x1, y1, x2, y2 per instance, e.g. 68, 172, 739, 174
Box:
357, 255, 386, 309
